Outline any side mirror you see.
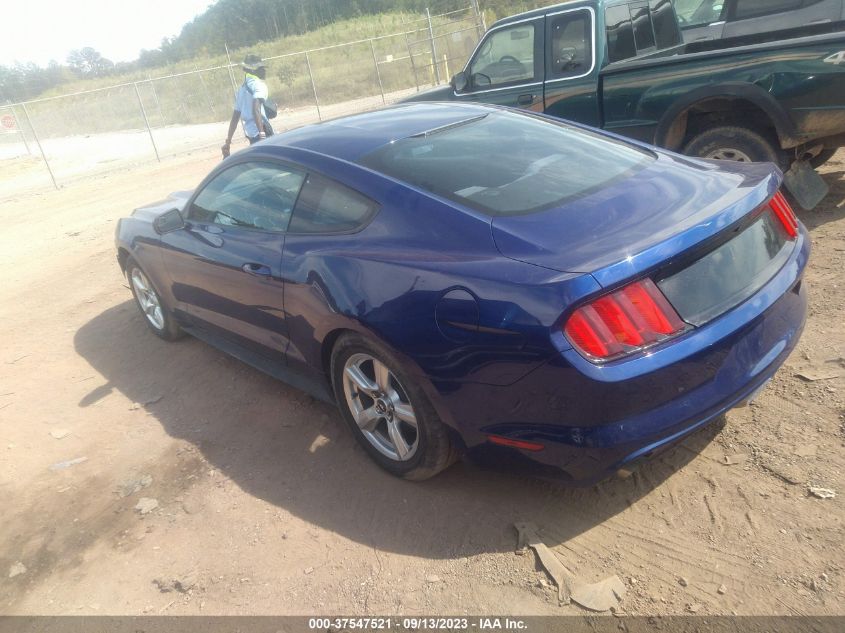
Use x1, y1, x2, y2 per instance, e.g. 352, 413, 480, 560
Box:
451, 71, 468, 93
153, 208, 185, 234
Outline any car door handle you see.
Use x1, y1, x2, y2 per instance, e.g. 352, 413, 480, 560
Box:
242, 263, 271, 276
517, 94, 535, 106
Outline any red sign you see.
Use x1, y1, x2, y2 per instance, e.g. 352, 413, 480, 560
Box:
1, 114, 15, 130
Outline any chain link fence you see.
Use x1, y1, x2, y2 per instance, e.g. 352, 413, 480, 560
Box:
0, 6, 483, 198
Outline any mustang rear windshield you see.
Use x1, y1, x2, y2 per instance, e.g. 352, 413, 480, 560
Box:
358, 111, 653, 216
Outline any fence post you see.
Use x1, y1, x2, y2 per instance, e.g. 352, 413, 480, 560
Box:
147, 75, 164, 127
404, 33, 420, 92
471, 0, 485, 37
20, 102, 58, 190
11, 107, 32, 155
224, 42, 239, 97
370, 40, 386, 104
134, 82, 161, 162
426, 8, 441, 85
304, 51, 322, 121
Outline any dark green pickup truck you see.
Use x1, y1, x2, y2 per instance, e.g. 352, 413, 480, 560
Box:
404, 0, 845, 207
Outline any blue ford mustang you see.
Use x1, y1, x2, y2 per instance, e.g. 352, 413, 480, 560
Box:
115, 103, 809, 483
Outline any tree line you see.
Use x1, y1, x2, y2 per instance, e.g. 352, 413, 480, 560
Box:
0, 0, 537, 103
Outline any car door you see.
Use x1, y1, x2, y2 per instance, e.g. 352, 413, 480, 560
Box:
676, 0, 730, 41
722, 0, 838, 38
542, 5, 601, 127
158, 160, 306, 360
280, 171, 379, 383
453, 16, 545, 110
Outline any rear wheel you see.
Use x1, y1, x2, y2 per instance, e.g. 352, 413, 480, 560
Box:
331, 333, 457, 480
683, 125, 788, 170
126, 258, 183, 341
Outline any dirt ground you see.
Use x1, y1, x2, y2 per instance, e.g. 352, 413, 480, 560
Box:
0, 147, 843, 618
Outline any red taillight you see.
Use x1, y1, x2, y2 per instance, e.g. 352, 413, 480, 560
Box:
769, 191, 798, 239
564, 279, 686, 361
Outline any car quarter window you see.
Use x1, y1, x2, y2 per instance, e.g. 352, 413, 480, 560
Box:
468, 21, 539, 90
189, 162, 306, 232
287, 173, 377, 234
548, 10, 593, 79
605, 0, 681, 63
732, 0, 803, 20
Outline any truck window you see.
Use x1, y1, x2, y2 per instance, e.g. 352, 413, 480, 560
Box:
631, 2, 657, 52
606, 0, 682, 63
732, 0, 803, 20
674, 0, 727, 29
468, 23, 538, 90
548, 9, 594, 79
606, 5, 637, 62
651, 0, 683, 47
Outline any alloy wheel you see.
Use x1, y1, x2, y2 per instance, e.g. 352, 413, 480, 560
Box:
130, 268, 165, 331
342, 353, 419, 461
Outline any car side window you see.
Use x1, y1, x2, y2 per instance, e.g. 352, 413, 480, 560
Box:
468, 22, 538, 90
732, 0, 803, 20
188, 162, 306, 232
287, 173, 377, 234
548, 10, 593, 79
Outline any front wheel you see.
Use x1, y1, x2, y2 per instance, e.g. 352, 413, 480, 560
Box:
683, 125, 788, 170
126, 258, 183, 341
331, 333, 457, 480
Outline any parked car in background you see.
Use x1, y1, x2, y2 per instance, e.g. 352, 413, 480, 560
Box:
116, 103, 809, 484
404, 0, 845, 208
676, 0, 844, 42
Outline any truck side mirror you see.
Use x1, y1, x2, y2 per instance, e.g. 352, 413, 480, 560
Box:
451, 71, 468, 93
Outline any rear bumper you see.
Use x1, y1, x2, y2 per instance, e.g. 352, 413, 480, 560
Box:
440, 229, 810, 484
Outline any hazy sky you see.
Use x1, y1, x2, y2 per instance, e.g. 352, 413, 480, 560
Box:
0, 0, 215, 67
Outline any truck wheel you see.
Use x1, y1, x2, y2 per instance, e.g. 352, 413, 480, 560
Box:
683, 126, 788, 170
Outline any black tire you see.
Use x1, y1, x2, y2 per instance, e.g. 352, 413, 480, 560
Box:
125, 258, 183, 341
330, 332, 458, 480
683, 125, 788, 171
811, 148, 838, 169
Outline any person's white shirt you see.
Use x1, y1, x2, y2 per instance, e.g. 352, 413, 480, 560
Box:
234, 74, 268, 138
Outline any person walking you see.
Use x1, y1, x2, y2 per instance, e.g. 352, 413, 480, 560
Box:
222, 54, 271, 156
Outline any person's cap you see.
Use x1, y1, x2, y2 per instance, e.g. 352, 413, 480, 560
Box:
242, 54, 266, 72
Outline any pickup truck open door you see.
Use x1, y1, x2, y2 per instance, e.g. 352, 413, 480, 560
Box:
450, 15, 547, 111
451, 8, 602, 127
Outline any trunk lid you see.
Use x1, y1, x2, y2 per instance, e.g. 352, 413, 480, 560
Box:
491, 154, 781, 288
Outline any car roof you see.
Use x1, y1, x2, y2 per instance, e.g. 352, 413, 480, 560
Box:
259, 102, 498, 163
